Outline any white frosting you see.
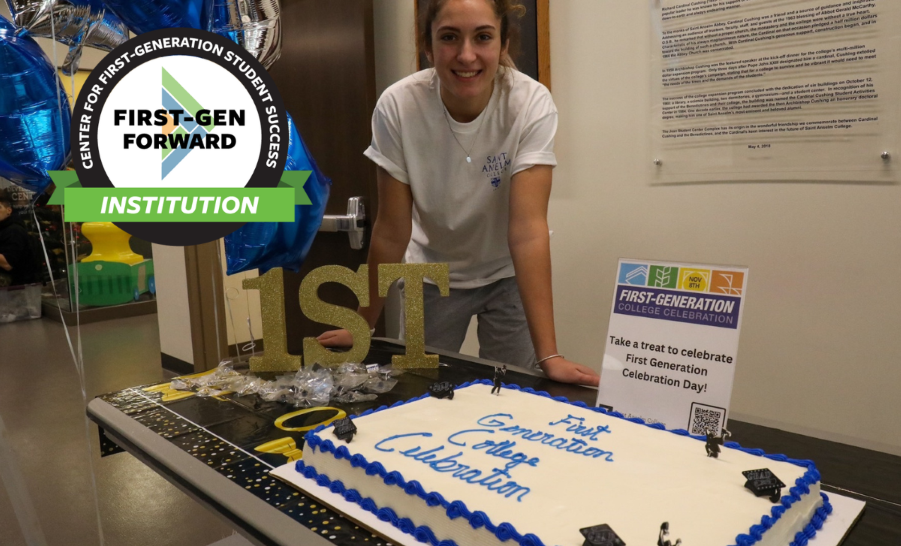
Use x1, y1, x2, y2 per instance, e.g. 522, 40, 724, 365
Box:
296, 384, 823, 546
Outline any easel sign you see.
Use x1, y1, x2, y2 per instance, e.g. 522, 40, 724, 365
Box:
597, 259, 749, 433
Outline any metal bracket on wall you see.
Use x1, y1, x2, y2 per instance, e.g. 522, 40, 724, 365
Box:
319, 196, 366, 250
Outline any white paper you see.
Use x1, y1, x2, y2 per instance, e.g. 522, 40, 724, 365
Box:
597, 259, 748, 431
650, 0, 900, 183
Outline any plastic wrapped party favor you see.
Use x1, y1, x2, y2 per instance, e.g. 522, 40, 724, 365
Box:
378, 364, 405, 378
292, 367, 333, 407
166, 358, 398, 402
336, 362, 364, 374
170, 359, 242, 392
362, 376, 398, 394
332, 391, 378, 404
195, 386, 228, 397
236, 377, 266, 395
259, 374, 296, 403
334, 362, 370, 392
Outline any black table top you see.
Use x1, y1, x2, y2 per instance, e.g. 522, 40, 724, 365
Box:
88, 339, 901, 546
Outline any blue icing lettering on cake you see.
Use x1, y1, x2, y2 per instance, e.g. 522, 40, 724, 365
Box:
374, 431, 532, 500
476, 413, 614, 460
448, 430, 541, 470
279, 380, 831, 546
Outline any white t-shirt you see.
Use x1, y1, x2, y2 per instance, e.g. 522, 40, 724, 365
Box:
364, 67, 557, 289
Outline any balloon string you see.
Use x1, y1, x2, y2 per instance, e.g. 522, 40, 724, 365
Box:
31, 208, 105, 546
42, 18, 105, 544
67, 218, 105, 546
244, 276, 257, 352
211, 240, 223, 363
225, 291, 242, 359
0, 412, 48, 546
218, 241, 241, 358
217, 242, 258, 356
47, 9, 67, 173
243, 316, 257, 353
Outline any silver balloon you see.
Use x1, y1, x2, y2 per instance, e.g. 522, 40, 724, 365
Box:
4, 0, 128, 75
209, 0, 281, 70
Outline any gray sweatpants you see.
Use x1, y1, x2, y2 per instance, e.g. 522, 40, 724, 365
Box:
399, 277, 537, 370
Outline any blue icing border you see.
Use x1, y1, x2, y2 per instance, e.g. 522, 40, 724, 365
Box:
295, 380, 831, 546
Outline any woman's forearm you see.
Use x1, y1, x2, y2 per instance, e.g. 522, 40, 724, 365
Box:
358, 221, 410, 327
509, 226, 558, 360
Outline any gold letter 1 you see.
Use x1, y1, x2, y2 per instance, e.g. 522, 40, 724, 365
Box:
300, 265, 371, 368
379, 263, 449, 369
242, 268, 303, 373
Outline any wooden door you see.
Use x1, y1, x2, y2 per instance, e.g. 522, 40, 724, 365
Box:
174, 0, 377, 371
268, 0, 379, 353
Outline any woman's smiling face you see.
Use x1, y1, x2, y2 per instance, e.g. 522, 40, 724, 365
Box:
427, 0, 507, 120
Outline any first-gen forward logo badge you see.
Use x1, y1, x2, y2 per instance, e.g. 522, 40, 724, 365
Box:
61, 28, 295, 245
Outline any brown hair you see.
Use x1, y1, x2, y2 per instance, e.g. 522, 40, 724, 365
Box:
0, 190, 13, 210
417, 0, 526, 68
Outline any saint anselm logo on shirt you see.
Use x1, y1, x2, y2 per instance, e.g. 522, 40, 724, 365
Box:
482, 152, 511, 189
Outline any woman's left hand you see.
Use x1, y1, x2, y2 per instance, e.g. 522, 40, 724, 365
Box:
539, 357, 600, 387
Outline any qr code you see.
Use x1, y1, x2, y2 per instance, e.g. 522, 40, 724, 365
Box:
688, 402, 726, 435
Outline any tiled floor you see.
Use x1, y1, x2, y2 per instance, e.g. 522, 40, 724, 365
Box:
0, 314, 236, 546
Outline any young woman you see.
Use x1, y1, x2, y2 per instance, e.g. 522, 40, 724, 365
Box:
319, 0, 599, 387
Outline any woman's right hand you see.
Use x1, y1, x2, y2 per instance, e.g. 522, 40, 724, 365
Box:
317, 329, 355, 347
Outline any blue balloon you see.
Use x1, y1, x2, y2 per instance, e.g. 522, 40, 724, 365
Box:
0, 15, 71, 196
224, 114, 331, 275
103, 0, 211, 34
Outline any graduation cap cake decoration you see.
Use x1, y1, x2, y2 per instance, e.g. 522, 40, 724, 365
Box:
428, 381, 455, 400
742, 468, 786, 502
705, 428, 731, 458
332, 417, 357, 443
579, 524, 625, 546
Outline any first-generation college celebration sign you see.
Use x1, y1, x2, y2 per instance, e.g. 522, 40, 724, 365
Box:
597, 259, 749, 433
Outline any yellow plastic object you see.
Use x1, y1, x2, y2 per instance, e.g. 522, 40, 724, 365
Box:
80, 222, 144, 265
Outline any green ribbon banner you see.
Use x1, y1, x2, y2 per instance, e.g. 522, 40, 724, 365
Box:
47, 171, 312, 222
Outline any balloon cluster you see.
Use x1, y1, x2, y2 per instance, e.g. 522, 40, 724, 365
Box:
4, 0, 282, 73
3, 0, 328, 273
4, 0, 129, 76
224, 113, 331, 275
0, 15, 70, 195
1, 0, 283, 195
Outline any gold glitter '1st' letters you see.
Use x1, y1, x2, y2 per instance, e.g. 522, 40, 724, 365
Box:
243, 268, 303, 373
300, 265, 371, 368
379, 263, 450, 369
245, 264, 450, 372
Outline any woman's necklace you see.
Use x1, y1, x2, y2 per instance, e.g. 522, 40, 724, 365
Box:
443, 105, 488, 164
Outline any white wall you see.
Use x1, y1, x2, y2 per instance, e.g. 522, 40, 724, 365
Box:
372, 1, 901, 455
373, 0, 418, 94
549, 1, 901, 455
219, 241, 263, 347
152, 244, 194, 364
373, 0, 419, 339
